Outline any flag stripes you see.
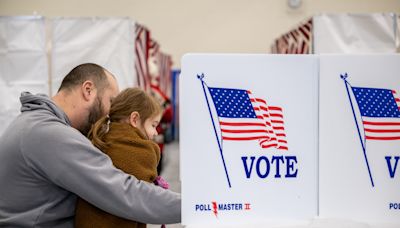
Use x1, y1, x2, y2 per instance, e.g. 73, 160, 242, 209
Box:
248, 91, 288, 150
208, 87, 288, 150
352, 87, 400, 141
135, 23, 173, 103
134, 23, 150, 91
158, 53, 173, 99
271, 18, 312, 54
362, 117, 400, 140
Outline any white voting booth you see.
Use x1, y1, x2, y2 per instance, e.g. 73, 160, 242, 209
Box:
313, 13, 398, 54
180, 54, 400, 228
180, 54, 319, 226
319, 54, 400, 224
271, 13, 398, 55
0, 17, 136, 137
0, 16, 175, 137
51, 17, 136, 95
0, 16, 48, 137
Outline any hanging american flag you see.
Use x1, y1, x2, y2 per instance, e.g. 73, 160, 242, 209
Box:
271, 18, 312, 54
147, 37, 173, 101
148, 39, 160, 88
208, 87, 288, 150
134, 23, 151, 91
158, 53, 173, 99
352, 87, 400, 141
150, 84, 169, 106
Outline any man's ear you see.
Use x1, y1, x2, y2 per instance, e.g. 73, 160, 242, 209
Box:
81, 80, 96, 101
129, 111, 140, 127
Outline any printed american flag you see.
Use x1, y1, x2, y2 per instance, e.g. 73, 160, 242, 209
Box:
208, 87, 288, 150
352, 87, 400, 140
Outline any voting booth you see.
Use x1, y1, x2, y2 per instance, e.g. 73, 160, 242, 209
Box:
0, 16, 48, 137
180, 54, 319, 226
51, 17, 136, 95
271, 13, 398, 54
0, 16, 174, 137
180, 54, 400, 227
319, 54, 400, 224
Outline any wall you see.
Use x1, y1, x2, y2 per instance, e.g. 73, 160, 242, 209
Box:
0, 0, 399, 68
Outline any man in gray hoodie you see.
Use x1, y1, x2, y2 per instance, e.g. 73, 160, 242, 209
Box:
0, 63, 181, 227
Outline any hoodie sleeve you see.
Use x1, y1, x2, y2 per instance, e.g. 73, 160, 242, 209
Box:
21, 121, 181, 224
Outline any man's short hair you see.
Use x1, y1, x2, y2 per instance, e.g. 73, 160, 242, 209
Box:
58, 63, 110, 93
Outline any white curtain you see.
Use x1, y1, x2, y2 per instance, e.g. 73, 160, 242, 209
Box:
0, 16, 48, 136
313, 13, 397, 54
397, 14, 400, 52
51, 17, 136, 94
0, 16, 140, 136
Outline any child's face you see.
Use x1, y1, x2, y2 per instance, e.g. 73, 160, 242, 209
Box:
141, 113, 162, 140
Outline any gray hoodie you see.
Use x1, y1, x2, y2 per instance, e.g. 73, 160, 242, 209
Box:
0, 92, 181, 227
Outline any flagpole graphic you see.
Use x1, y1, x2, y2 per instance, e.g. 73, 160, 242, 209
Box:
341, 73, 375, 187
198, 73, 232, 188
198, 73, 289, 188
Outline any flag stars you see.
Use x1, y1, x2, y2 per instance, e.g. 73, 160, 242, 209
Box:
352, 87, 400, 118
209, 87, 257, 118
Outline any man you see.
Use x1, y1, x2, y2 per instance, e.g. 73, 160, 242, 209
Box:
0, 63, 181, 227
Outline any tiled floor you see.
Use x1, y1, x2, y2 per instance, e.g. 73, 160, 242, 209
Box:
148, 141, 183, 228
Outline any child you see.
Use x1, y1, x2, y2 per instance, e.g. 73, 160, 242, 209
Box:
75, 87, 168, 228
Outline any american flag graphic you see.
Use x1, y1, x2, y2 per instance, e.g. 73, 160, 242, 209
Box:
208, 87, 288, 150
352, 87, 400, 141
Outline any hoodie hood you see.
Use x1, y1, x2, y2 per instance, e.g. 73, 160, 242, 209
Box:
20, 92, 71, 126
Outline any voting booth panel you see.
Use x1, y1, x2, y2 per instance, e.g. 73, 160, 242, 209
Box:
271, 13, 398, 54
0, 17, 48, 136
319, 54, 400, 223
180, 54, 318, 225
313, 14, 397, 54
51, 17, 136, 94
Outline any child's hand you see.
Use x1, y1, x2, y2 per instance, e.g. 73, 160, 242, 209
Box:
154, 176, 169, 189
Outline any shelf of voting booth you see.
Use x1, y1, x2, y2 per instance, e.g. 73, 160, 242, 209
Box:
179, 13, 400, 228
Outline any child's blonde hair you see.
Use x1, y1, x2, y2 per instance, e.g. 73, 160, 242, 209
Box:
88, 87, 162, 150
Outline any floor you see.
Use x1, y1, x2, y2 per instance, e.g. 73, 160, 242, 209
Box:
148, 141, 184, 228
